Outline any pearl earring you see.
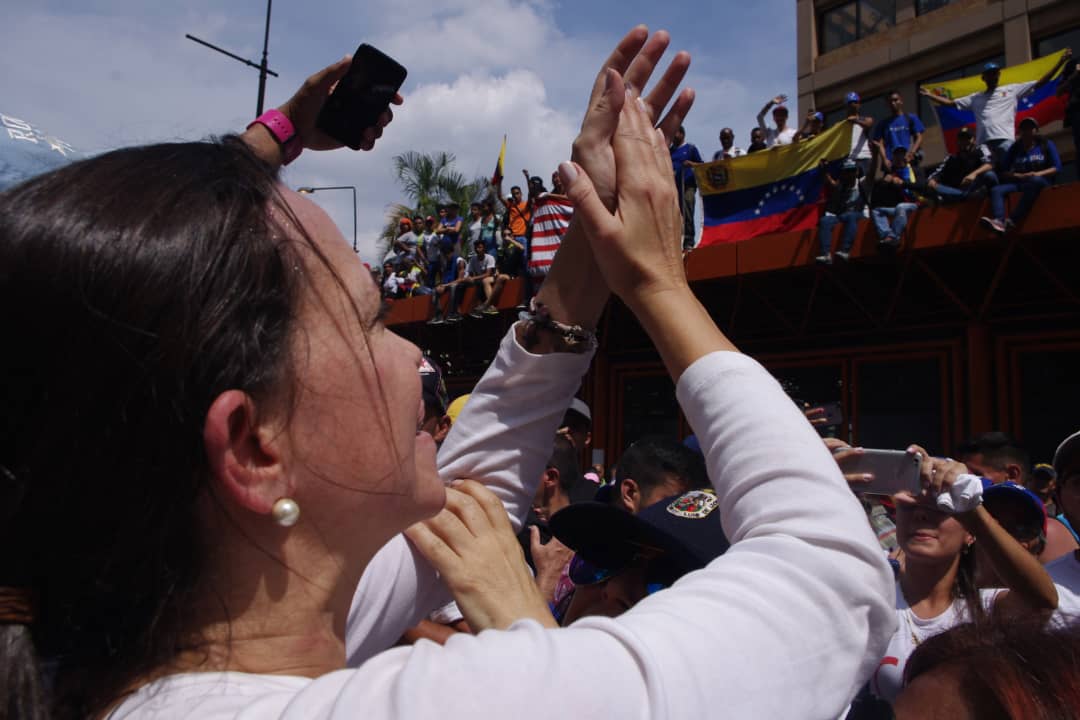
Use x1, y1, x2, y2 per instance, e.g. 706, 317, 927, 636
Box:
271, 497, 300, 527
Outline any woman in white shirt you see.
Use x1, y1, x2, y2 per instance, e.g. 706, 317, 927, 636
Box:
868, 446, 1059, 702
0, 28, 895, 720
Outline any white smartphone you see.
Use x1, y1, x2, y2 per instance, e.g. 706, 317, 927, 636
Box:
842, 448, 923, 497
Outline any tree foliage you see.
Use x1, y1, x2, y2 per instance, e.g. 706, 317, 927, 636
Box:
376, 151, 492, 260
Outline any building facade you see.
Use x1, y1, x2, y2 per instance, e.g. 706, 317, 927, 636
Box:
797, 0, 1080, 175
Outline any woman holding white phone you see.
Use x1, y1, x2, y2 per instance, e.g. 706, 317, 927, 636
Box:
858, 446, 1058, 702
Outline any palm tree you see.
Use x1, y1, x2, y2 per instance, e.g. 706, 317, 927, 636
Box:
377, 151, 492, 259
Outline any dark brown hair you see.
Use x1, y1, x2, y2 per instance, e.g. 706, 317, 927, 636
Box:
0, 137, 303, 717
904, 618, 1080, 719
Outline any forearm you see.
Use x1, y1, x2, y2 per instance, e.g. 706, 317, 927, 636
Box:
626, 286, 737, 383
961, 506, 1058, 609
534, 220, 610, 330
910, 133, 923, 154
240, 123, 288, 169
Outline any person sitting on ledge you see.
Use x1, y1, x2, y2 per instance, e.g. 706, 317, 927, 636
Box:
980, 117, 1061, 235
926, 126, 998, 204
816, 158, 870, 265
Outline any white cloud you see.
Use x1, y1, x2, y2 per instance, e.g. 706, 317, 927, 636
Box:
286, 69, 579, 263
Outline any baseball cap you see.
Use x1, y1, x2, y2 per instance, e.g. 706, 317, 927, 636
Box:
425, 215, 436, 222
983, 62, 1001, 73
445, 394, 471, 423
981, 480, 1047, 538
419, 356, 449, 416
841, 158, 858, 171
567, 397, 592, 424
956, 126, 973, 138
550, 488, 730, 581
1054, 430, 1080, 475
399, 217, 412, 227
1019, 116, 1039, 130
813, 111, 824, 122
845, 91, 861, 103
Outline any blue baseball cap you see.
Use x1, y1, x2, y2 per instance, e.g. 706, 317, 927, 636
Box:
550, 489, 730, 581
845, 91, 861, 103
813, 111, 825, 122
983, 62, 1001, 73
981, 480, 1046, 537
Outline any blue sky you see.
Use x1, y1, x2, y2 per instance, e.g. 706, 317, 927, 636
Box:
0, 0, 796, 262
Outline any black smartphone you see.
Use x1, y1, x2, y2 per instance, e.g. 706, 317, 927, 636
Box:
317, 44, 407, 150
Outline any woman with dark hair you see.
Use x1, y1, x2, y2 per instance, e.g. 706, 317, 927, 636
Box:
894, 618, 1080, 719
1, 28, 895, 720
866, 446, 1058, 702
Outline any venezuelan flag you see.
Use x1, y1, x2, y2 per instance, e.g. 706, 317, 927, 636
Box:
920, 50, 1068, 154
695, 122, 852, 245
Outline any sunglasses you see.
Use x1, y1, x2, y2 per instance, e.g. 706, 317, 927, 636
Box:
568, 552, 669, 596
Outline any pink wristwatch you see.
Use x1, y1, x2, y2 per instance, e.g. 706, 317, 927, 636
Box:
247, 109, 302, 165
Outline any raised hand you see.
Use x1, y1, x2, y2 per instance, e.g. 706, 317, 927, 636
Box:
560, 87, 684, 303
279, 56, 402, 152
572, 27, 694, 211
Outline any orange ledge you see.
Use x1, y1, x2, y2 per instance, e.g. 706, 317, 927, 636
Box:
390, 182, 1080, 326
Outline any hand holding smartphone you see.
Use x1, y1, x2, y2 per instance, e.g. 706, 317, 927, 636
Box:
317, 44, 408, 150
836, 448, 923, 498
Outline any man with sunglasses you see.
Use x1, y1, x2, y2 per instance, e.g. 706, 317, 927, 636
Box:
550, 488, 730, 624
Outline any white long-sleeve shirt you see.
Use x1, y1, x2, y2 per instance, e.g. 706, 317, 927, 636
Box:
112, 327, 895, 720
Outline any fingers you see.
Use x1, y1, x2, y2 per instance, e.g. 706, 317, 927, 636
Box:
529, 525, 541, 553
560, 162, 619, 239
452, 479, 515, 537
588, 26, 650, 106
308, 56, 352, 93
656, 87, 695, 146
577, 68, 627, 145
405, 521, 460, 569
642, 50, 690, 124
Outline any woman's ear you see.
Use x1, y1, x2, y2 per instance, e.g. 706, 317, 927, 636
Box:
203, 390, 289, 516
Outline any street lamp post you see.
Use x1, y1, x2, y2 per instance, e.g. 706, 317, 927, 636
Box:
298, 186, 359, 252
185, 0, 277, 118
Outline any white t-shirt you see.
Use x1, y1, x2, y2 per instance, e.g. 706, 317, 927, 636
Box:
465, 253, 495, 278
850, 119, 872, 160
871, 583, 1001, 701
1048, 551, 1080, 627
954, 81, 1038, 144
111, 331, 895, 720
764, 126, 797, 147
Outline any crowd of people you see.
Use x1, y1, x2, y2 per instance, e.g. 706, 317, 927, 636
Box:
668, 50, 1078, 263
378, 168, 575, 323
4, 24, 1080, 720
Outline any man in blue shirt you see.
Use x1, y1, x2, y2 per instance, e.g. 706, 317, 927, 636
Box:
980, 117, 1061, 234
670, 125, 703, 250
873, 90, 925, 166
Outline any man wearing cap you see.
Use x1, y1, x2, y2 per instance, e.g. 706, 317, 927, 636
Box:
756, 94, 797, 147
979, 116, 1061, 234
872, 90, 925, 166
550, 487, 729, 625
1047, 430, 1080, 626
712, 127, 744, 161
844, 92, 876, 178
816, 157, 869, 265
921, 51, 1072, 164
870, 146, 923, 249
795, 110, 825, 142
926, 126, 997, 203
670, 125, 703, 250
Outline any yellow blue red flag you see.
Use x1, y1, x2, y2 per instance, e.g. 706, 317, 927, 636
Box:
920, 50, 1068, 154
492, 135, 507, 186
695, 122, 852, 245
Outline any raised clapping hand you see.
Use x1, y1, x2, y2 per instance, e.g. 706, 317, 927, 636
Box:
572, 27, 693, 212
405, 480, 558, 632
559, 84, 686, 304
